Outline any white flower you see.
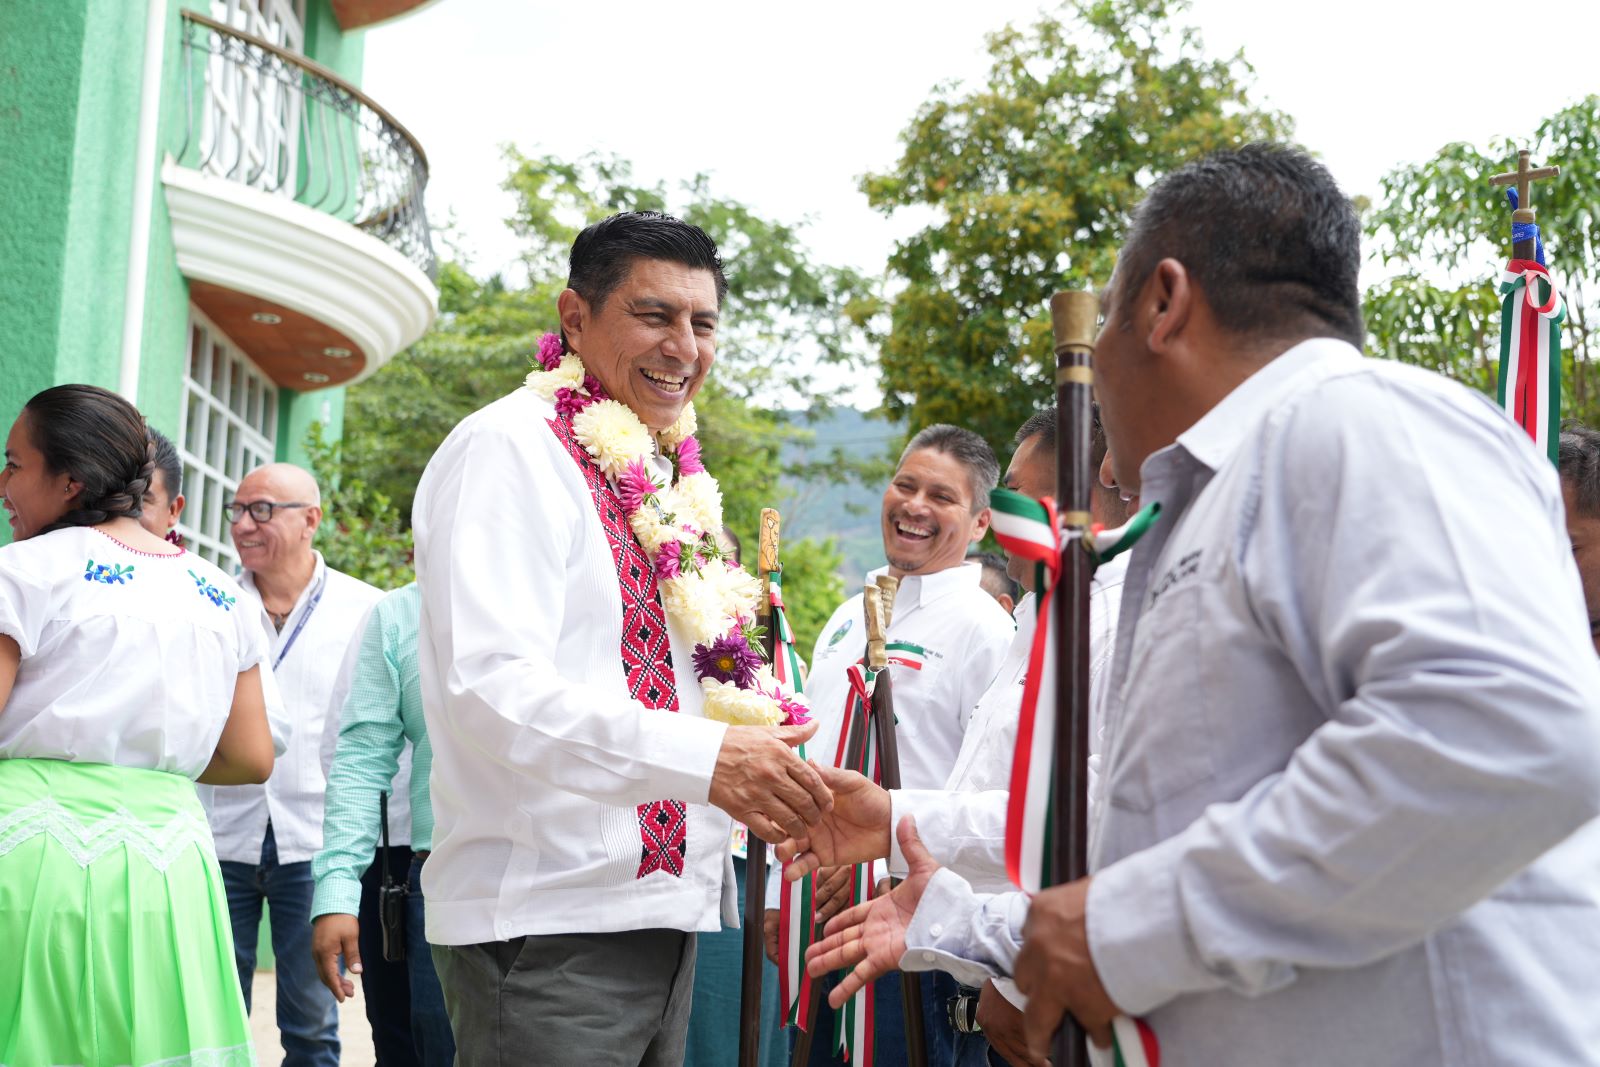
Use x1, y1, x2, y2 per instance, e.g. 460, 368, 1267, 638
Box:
658, 404, 698, 449
675, 472, 724, 534
701, 678, 784, 727
524, 354, 586, 400
659, 574, 730, 645
630, 513, 680, 556
702, 560, 761, 619
573, 399, 653, 478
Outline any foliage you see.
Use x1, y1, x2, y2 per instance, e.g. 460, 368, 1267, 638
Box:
861, 0, 1290, 452
335, 151, 854, 652
303, 422, 414, 590
1363, 97, 1600, 423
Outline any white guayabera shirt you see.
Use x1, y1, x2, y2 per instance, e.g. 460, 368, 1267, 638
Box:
899, 339, 1600, 1066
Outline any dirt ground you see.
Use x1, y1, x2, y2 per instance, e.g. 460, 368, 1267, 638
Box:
248, 969, 376, 1066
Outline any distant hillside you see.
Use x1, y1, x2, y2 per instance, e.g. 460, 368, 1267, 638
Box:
779, 407, 902, 585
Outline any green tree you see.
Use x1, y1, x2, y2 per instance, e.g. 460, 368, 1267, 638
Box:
335, 151, 855, 652
1363, 97, 1600, 423
303, 422, 414, 589
862, 0, 1290, 450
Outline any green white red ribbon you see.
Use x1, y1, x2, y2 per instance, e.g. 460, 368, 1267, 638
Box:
771, 570, 818, 1030
990, 485, 1162, 1067
1497, 259, 1566, 463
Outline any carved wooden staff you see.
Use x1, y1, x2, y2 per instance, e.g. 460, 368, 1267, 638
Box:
865, 576, 929, 1067
1050, 290, 1098, 1067
1490, 149, 1561, 262
741, 509, 783, 1067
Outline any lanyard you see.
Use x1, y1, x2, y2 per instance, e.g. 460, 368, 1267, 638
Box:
271, 570, 327, 671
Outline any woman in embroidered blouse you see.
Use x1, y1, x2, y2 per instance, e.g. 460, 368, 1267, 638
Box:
0, 384, 274, 1067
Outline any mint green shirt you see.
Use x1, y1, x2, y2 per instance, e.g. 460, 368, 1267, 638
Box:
310, 583, 429, 919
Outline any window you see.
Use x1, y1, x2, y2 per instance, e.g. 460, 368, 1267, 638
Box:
178, 309, 279, 570
200, 0, 307, 195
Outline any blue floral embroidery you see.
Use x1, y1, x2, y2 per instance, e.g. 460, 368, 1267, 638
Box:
188, 569, 236, 611
83, 560, 135, 585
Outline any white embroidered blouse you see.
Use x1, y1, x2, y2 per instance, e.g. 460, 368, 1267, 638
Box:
0, 526, 267, 778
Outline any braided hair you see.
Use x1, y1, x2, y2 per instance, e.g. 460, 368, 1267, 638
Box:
23, 384, 154, 534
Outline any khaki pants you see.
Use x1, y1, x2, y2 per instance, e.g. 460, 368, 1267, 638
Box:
432, 928, 697, 1066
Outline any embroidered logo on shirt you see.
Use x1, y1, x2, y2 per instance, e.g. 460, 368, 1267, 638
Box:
187, 570, 236, 611
1149, 549, 1202, 606
827, 618, 854, 647
83, 560, 134, 585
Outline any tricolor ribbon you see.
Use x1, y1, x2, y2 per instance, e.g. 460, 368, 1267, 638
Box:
1497, 259, 1566, 463
770, 570, 818, 1030
989, 486, 1162, 1067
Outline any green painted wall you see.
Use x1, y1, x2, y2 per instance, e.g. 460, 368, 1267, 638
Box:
277, 384, 346, 468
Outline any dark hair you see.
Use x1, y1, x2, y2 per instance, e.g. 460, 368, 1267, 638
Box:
1115, 143, 1364, 347
1012, 404, 1109, 473
899, 424, 1000, 512
567, 211, 728, 320
149, 427, 182, 499
1559, 425, 1600, 518
23, 384, 153, 532
968, 549, 1021, 603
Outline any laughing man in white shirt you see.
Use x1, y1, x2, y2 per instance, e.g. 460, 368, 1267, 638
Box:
783, 424, 1015, 1066
413, 212, 830, 1067
806, 144, 1600, 1067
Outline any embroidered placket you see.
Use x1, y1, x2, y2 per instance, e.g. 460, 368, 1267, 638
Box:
550, 417, 688, 880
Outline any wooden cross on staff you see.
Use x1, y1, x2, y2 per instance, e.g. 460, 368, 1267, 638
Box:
1490, 149, 1562, 261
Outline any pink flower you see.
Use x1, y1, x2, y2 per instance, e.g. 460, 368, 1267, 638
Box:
582, 374, 608, 400
778, 692, 811, 727
537, 332, 564, 371
554, 387, 594, 418
676, 435, 705, 475
655, 540, 684, 581
619, 460, 656, 515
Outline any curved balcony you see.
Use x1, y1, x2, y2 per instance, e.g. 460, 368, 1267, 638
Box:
163, 10, 438, 390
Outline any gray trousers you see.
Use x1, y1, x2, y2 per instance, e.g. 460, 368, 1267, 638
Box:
432, 928, 698, 1067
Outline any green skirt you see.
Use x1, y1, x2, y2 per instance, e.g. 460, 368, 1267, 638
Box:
0, 758, 254, 1067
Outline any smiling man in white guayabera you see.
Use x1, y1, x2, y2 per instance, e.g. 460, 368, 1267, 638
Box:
412, 212, 830, 1067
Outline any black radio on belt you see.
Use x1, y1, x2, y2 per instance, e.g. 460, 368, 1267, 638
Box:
379, 791, 408, 962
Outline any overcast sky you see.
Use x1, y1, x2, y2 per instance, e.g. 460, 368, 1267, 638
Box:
363, 0, 1600, 286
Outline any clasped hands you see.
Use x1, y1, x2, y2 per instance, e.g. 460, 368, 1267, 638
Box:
772, 764, 1124, 1060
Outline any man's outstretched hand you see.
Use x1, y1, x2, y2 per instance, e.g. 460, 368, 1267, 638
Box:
709, 720, 831, 843
1014, 878, 1120, 1056
804, 815, 941, 1009
776, 765, 892, 878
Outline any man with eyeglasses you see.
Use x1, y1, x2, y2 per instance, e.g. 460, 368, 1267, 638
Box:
205, 462, 383, 1067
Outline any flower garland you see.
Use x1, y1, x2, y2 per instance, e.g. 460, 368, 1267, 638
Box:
526, 332, 809, 729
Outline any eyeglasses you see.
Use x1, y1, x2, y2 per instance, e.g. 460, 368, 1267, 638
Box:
225, 501, 311, 524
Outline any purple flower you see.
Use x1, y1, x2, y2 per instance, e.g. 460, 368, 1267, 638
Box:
676, 435, 705, 475
619, 460, 656, 515
693, 633, 762, 688
537, 331, 564, 371
582, 374, 608, 400
654, 540, 684, 581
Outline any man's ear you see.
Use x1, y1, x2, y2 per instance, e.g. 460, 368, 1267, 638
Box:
557, 288, 590, 355
1143, 258, 1194, 356
303, 505, 323, 543
970, 506, 992, 543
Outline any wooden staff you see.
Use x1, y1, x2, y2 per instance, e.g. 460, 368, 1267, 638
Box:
790, 579, 894, 1067
866, 577, 928, 1067
1050, 289, 1098, 1067
741, 508, 783, 1067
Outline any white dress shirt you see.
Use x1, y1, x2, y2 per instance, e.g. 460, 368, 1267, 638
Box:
205, 552, 382, 864
889, 557, 1128, 894
899, 339, 1600, 1065
414, 388, 736, 947
0, 526, 265, 776
807, 563, 1014, 791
